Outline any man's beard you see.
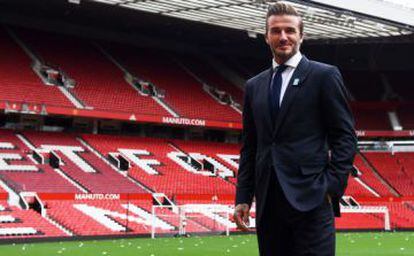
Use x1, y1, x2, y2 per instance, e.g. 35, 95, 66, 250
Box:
271, 45, 298, 63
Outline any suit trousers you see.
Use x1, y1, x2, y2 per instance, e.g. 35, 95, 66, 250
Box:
256, 169, 335, 256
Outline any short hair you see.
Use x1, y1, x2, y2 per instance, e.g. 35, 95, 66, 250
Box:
265, 2, 304, 35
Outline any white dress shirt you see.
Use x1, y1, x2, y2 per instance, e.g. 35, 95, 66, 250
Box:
271, 51, 303, 106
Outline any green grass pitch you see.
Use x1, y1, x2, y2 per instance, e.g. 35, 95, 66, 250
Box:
0, 232, 413, 256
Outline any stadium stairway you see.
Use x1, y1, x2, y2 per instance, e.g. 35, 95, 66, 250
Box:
171, 56, 242, 114
7, 26, 86, 109
175, 54, 244, 106
0, 130, 82, 193
0, 200, 69, 239
104, 45, 242, 122
13, 27, 170, 116
77, 136, 151, 193
356, 152, 400, 197
81, 133, 236, 196
21, 131, 148, 194
0, 26, 76, 108
43, 199, 211, 236
94, 43, 180, 118
363, 152, 414, 196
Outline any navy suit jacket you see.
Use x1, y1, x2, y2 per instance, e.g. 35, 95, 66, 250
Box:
235, 56, 357, 225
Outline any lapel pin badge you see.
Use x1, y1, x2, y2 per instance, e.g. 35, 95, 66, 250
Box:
292, 78, 300, 86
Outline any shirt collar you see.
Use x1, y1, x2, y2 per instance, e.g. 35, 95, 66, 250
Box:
272, 51, 302, 70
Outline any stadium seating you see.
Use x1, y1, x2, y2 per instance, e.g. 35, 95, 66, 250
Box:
0, 129, 80, 193
2, 129, 414, 236
335, 212, 385, 230
352, 154, 394, 197
14, 27, 170, 116
2, 129, 409, 199
81, 134, 236, 196
106, 45, 241, 122
176, 54, 244, 105
171, 139, 239, 178
363, 152, 414, 196
21, 131, 148, 193
1, 0, 414, 243
44, 200, 156, 235
363, 201, 414, 229
0, 27, 73, 108
337, 200, 414, 230
2, 26, 413, 133
0, 200, 67, 238
344, 178, 376, 197
10, 26, 243, 122
44, 199, 211, 235
3, 26, 411, 132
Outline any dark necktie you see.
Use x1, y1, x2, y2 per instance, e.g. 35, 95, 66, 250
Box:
270, 64, 288, 121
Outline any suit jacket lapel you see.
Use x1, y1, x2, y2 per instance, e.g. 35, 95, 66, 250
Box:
272, 56, 311, 139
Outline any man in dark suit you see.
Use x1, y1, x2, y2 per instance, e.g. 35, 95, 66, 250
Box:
234, 3, 357, 256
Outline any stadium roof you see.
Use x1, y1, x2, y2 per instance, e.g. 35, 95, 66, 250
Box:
84, 0, 414, 40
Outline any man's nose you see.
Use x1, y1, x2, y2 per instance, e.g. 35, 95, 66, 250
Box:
280, 30, 288, 40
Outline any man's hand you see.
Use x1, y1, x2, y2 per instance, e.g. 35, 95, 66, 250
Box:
234, 203, 250, 231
